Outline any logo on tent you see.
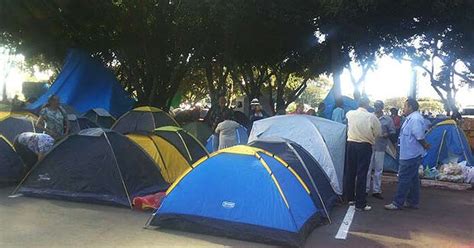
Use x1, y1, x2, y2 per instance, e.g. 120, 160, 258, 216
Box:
222, 201, 236, 209
38, 174, 51, 181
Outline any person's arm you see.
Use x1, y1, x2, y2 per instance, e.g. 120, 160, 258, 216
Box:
372, 115, 382, 138
215, 123, 222, 134
413, 118, 430, 150
388, 117, 396, 135
36, 115, 45, 130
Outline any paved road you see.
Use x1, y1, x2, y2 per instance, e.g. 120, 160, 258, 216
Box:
0, 183, 472, 247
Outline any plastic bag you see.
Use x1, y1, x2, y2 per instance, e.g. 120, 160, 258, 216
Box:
440, 163, 463, 176
424, 167, 439, 179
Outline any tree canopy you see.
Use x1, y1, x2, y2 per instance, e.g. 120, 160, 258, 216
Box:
0, 0, 472, 110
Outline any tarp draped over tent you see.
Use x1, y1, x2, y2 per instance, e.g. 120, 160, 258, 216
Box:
322, 88, 359, 119
249, 115, 346, 195
423, 120, 474, 169
28, 50, 134, 117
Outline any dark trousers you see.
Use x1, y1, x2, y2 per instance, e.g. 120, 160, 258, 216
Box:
345, 141, 372, 208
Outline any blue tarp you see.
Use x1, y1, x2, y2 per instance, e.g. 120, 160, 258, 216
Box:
28, 50, 134, 118
322, 88, 359, 119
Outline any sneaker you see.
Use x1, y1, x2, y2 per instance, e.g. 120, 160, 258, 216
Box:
372, 193, 384, 200
403, 203, 419, 209
355, 205, 372, 211
348, 201, 355, 206
384, 203, 401, 210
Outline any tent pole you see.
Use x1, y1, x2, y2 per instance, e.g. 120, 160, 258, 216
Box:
104, 132, 133, 208
287, 143, 332, 224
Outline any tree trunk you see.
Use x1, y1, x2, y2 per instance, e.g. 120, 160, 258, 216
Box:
330, 41, 343, 102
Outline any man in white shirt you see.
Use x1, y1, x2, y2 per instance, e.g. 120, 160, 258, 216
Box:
345, 98, 382, 211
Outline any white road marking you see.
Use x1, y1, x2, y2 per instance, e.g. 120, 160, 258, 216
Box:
335, 205, 355, 240
8, 194, 23, 198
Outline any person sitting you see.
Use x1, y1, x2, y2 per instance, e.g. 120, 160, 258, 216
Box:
36, 95, 69, 141
215, 111, 241, 150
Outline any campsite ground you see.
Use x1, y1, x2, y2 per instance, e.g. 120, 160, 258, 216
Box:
0, 182, 472, 248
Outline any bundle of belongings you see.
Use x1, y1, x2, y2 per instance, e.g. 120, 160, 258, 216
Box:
133, 192, 166, 211
422, 161, 473, 184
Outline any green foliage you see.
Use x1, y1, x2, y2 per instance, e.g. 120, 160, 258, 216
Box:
298, 76, 333, 107
0, 0, 472, 110
385, 97, 445, 114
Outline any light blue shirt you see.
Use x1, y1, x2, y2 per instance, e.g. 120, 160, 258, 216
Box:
399, 111, 426, 160
331, 107, 345, 123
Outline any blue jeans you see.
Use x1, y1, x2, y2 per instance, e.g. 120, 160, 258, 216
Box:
393, 156, 421, 207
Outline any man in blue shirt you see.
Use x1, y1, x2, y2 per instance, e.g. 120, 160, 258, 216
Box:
385, 98, 430, 210
331, 99, 346, 123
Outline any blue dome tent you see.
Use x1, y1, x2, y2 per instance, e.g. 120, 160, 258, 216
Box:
423, 120, 474, 169
147, 146, 324, 246
28, 50, 134, 118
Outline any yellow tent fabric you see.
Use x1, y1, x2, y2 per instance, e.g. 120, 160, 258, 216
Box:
126, 133, 191, 183
133, 106, 162, 112
0, 111, 38, 122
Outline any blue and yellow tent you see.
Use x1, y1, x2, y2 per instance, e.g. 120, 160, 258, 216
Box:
423, 120, 474, 169
249, 137, 337, 220
147, 146, 325, 247
112, 106, 179, 134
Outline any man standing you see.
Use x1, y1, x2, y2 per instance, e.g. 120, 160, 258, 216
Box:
390, 108, 402, 142
332, 99, 346, 123
345, 98, 382, 211
385, 98, 430, 210
205, 96, 233, 131
367, 100, 395, 200
317, 102, 326, 118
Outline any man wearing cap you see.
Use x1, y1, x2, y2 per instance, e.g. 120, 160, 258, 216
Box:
367, 100, 395, 200
249, 98, 268, 126
345, 98, 382, 211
